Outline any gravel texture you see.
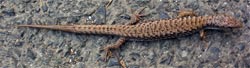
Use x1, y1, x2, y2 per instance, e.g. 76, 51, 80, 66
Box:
1, 0, 250, 68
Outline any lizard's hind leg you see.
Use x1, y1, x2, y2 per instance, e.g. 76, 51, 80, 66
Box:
102, 37, 126, 61
101, 37, 127, 68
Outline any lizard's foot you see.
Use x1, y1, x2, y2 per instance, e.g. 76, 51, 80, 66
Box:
102, 44, 121, 61
128, 7, 146, 25
199, 29, 206, 40
119, 58, 127, 68
199, 30, 209, 51
103, 47, 113, 61
102, 47, 127, 68
100, 37, 126, 67
177, 10, 197, 18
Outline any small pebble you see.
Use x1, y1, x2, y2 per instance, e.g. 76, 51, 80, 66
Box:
107, 58, 120, 67
42, 4, 48, 12
0, 0, 3, 3
0, 16, 3, 19
197, 64, 204, 68
159, 11, 169, 19
129, 53, 140, 61
159, 56, 172, 64
243, 56, 250, 66
67, 16, 81, 23
2, 9, 15, 16
129, 65, 140, 68
27, 49, 36, 60
213, 63, 220, 68
246, 20, 250, 29
208, 54, 219, 62
75, 62, 86, 68
236, 43, 245, 51
135, 0, 150, 3
208, 47, 220, 61
22, 0, 31, 3
181, 51, 188, 57
95, 5, 106, 15
209, 47, 220, 54
120, 14, 131, 20
14, 41, 24, 47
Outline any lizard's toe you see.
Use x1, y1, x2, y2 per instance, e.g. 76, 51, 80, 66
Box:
101, 46, 113, 62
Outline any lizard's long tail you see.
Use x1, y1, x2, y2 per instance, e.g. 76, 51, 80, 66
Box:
17, 25, 125, 35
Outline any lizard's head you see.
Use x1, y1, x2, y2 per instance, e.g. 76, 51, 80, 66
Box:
206, 14, 243, 28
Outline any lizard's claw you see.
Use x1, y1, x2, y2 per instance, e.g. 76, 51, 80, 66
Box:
133, 7, 146, 21
128, 7, 146, 25
103, 47, 113, 62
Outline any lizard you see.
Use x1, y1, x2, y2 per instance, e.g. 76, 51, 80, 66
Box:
17, 10, 243, 68
17, 14, 243, 39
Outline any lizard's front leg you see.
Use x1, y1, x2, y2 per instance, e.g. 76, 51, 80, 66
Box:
177, 10, 196, 18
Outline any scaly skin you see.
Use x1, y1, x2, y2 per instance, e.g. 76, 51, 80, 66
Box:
17, 14, 243, 68
17, 14, 243, 40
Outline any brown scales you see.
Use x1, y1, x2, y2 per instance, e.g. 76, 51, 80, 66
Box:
17, 12, 243, 68
17, 15, 242, 39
